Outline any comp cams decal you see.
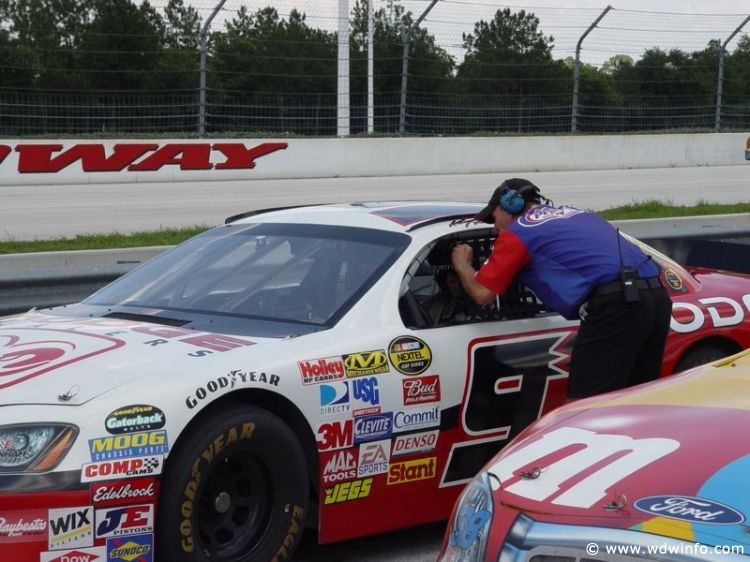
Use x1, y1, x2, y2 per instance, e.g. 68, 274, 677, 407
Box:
81, 456, 164, 483
105, 405, 165, 434
388, 336, 432, 376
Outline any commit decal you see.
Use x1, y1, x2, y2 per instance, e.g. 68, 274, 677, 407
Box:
1, 142, 287, 173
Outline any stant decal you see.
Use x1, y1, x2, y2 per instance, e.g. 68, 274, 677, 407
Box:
40, 546, 107, 562
81, 456, 164, 483
343, 349, 389, 377
387, 457, 437, 485
402, 375, 441, 405
298, 356, 345, 385
388, 336, 432, 376
106, 533, 153, 562
88, 430, 169, 461
634, 496, 745, 525
105, 405, 165, 434
323, 478, 373, 504
48, 506, 94, 550
90, 477, 159, 507
0, 509, 47, 543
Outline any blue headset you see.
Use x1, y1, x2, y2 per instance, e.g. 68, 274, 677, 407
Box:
499, 187, 526, 215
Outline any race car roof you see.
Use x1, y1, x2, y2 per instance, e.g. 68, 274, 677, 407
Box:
226, 202, 484, 232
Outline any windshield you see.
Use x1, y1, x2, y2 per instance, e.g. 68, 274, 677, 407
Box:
86, 223, 410, 326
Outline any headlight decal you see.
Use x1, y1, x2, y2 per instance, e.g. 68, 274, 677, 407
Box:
0, 423, 78, 473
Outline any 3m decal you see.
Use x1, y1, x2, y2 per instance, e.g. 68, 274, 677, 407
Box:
487, 427, 680, 508
387, 457, 437, 485
402, 375, 440, 405
392, 430, 439, 457
343, 350, 389, 377
388, 336, 432, 375
0, 329, 123, 389
393, 405, 440, 433
40, 546, 106, 562
90, 477, 159, 507
634, 496, 745, 525
81, 456, 164, 483
298, 357, 345, 385
88, 430, 169, 461
106, 534, 153, 562
320, 449, 357, 484
323, 478, 373, 504
0, 509, 47, 542
354, 413, 393, 444
105, 405, 165, 434
316, 420, 353, 451
95, 504, 154, 538
351, 376, 381, 416
48, 506, 94, 550
320, 381, 351, 416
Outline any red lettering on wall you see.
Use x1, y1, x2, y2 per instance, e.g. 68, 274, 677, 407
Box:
213, 142, 287, 169
16, 144, 158, 173
0, 145, 11, 165
128, 143, 212, 171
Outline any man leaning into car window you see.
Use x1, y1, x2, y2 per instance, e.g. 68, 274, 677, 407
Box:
451, 178, 673, 402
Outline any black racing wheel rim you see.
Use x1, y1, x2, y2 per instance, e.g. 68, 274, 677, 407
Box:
196, 451, 273, 560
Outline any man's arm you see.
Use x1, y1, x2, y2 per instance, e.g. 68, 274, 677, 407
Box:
451, 244, 497, 306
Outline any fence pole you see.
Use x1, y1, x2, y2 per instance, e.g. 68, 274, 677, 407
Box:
198, 0, 227, 137
337, 0, 350, 137
715, 14, 750, 132
571, 5, 611, 134
367, 0, 374, 134
399, 0, 438, 136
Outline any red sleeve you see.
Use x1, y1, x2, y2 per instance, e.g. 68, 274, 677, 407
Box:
475, 229, 530, 294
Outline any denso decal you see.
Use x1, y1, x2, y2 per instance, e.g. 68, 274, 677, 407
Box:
343, 349, 389, 377
323, 478, 373, 504
298, 356, 345, 385
185, 371, 279, 409
9, 142, 286, 173
90, 477, 159, 507
402, 375, 441, 405
0, 509, 47, 542
388, 336, 432, 375
106, 534, 153, 562
88, 430, 169, 461
671, 295, 750, 334
0, 329, 123, 389
316, 420, 354, 451
320, 449, 357, 484
40, 546, 107, 562
95, 504, 154, 539
357, 439, 391, 477
351, 376, 381, 416
105, 405, 165, 435
634, 496, 745, 525
392, 430, 440, 457
81, 456, 164, 483
354, 413, 393, 444
48, 506, 94, 550
320, 381, 351, 416
387, 457, 437, 485
394, 405, 440, 433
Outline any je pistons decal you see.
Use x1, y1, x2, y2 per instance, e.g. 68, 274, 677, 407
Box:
343, 349, 389, 377
105, 404, 165, 434
634, 496, 745, 525
388, 336, 432, 375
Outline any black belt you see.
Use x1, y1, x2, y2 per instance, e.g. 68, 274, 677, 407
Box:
591, 276, 662, 298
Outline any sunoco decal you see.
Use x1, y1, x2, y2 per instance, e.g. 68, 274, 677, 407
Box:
106, 533, 153, 562
388, 336, 432, 376
105, 405, 165, 434
634, 496, 745, 525
343, 349, 389, 377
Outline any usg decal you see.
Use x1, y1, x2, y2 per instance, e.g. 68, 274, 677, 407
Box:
634, 496, 745, 525
48, 506, 94, 550
351, 376, 381, 416
105, 405, 165, 434
388, 336, 432, 375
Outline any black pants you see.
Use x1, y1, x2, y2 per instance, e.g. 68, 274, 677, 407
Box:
567, 285, 673, 398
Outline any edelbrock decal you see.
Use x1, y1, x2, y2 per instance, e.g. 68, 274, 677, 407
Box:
634, 496, 745, 525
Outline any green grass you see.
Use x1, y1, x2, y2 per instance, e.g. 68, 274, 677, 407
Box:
1, 200, 748, 254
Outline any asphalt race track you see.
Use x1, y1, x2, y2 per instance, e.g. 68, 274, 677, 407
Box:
2, 164, 748, 240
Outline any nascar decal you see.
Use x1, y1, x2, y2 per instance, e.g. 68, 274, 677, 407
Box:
388, 336, 432, 376
107, 534, 153, 562
343, 349, 389, 377
357, 439, 391, 478
350, 376, 381, 416
320, 449, 357, 484
48, 506, 94, 550
180, 423, 255, 553
185, 370, 279, 409
633, 496, 744, 525
392, 430, 439, 457
88, 430, 169, 461
40, 546, 107, 562
317, 420, 354, 452
0, 329, 124, 389
664, 269, 684, 291
517, 205, 582, 227
105, 405, 165, 435
90, 477, 159, 507
320, 381, 351, 416
81, 456, 164, 483
95, 504, 154, 539
323, 478, 373, 504
0, 508, 47, 543
387, 457, 437, 485
402, 375, 440, 405
298, 356, 345, 385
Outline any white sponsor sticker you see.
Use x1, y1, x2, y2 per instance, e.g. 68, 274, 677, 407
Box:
81, 455, 163, 483
48, 506, 94, 550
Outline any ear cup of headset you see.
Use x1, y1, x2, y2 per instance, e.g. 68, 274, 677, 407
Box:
500, 188, 525, 214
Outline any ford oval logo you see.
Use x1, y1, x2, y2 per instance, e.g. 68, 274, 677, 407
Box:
634, 496, 745, 525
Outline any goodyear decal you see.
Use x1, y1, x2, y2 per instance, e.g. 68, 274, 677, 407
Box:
323, 478, 373, 504
343, 349, 389, 377
388, 336, 432, 376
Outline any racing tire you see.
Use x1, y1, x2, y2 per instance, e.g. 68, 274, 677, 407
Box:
157, 403, 309, 562
674, 344, 731, 373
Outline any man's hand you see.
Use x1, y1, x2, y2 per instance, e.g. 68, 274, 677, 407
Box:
451, 243, 474, 269
451, 243, 496, 306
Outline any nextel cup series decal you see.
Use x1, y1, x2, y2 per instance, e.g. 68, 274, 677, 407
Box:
388, 336, 432, 376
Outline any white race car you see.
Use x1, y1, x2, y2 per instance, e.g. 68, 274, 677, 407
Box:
2, 202, 750, 562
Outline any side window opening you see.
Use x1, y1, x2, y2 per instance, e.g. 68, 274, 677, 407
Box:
399, 232, 549, 329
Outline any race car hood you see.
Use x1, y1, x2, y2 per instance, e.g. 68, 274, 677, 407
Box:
0, 311, 269, 406
486, 350, 750, 548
